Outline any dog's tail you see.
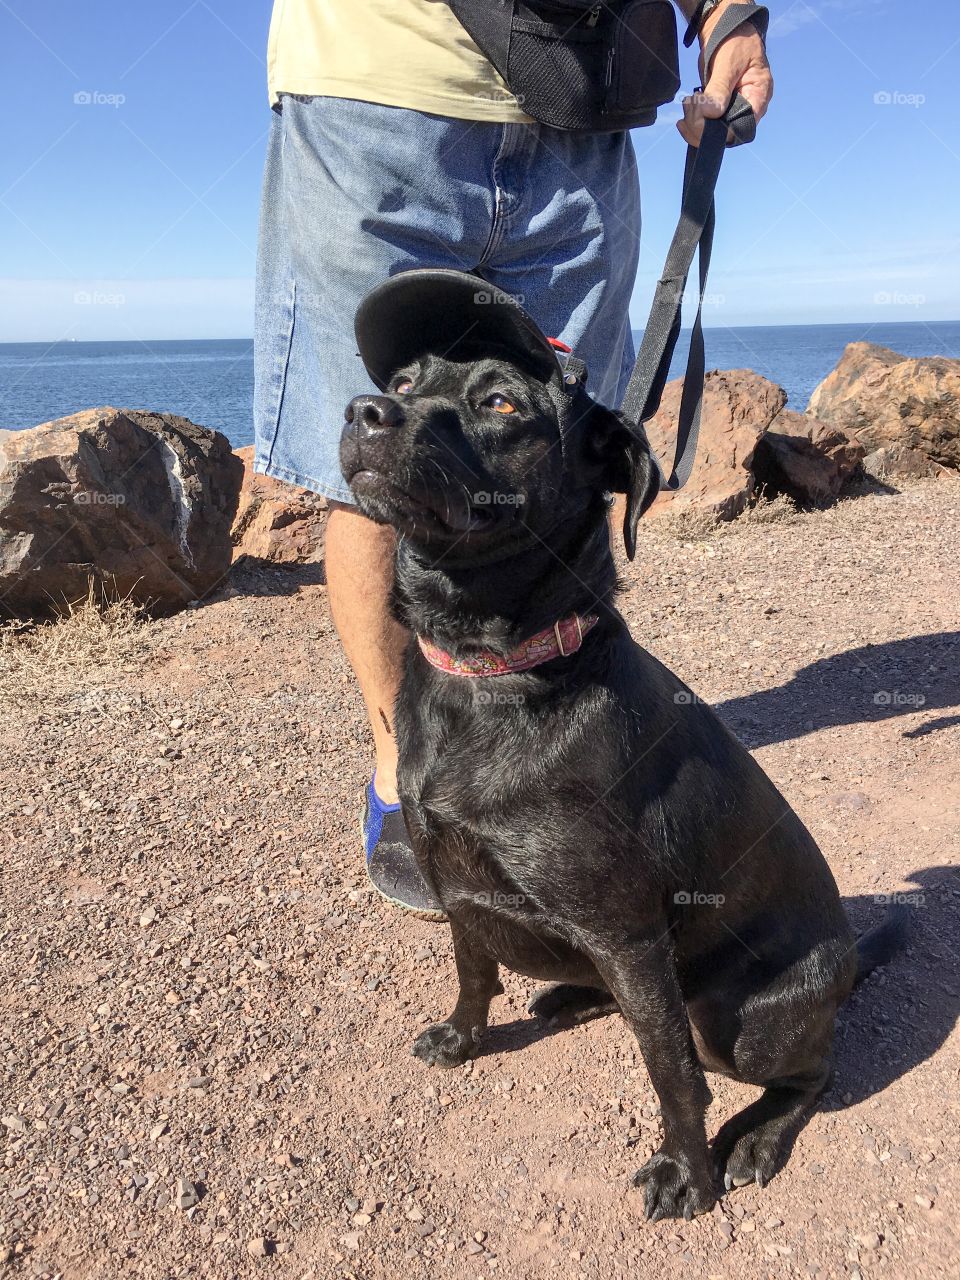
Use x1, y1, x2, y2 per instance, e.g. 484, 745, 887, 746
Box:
854, 903, 914, 985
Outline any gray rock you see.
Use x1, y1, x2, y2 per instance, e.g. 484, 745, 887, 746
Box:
0, 407, 243, 618
176, 1177, 200, 1210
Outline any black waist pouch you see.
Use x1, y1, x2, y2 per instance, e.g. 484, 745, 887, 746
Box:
447, 0, 680, 131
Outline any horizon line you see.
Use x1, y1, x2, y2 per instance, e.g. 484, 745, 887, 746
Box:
2, 316, 959, 346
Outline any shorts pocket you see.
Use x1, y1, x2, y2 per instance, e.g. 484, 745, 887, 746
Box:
253, 276, 296, 472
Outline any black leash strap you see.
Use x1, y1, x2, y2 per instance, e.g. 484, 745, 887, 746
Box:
620, 3, 769, 491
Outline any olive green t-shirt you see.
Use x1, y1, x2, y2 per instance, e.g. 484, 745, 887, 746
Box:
267, 0, 531, 122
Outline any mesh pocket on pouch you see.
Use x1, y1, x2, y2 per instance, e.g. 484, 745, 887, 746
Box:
451, 0, 679, 131
508, 15, 606, 130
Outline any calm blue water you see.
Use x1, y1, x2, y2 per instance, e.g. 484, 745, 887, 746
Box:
1, 322, 958, 448
0, 338, 255, 444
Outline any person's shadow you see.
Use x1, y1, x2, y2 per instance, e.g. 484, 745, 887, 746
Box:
226, 554, 327, 596
483, 866, 960, 1112
714, 631, 960, 748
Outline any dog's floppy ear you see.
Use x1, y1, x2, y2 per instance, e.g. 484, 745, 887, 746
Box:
589, 405, 662, 560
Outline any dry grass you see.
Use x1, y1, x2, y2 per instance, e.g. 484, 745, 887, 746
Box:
738, 492, 801, 525
654, 492, 801, 544
0, 580, 153, 707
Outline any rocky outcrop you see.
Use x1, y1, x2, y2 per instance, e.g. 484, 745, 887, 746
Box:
645, 370, 787, 521
752, 409, 865, 503
0, 407, 242, 617
231, 447, 327, 565
807, 342, 960, 477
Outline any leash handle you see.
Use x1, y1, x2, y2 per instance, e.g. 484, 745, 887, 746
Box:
619, 4, 768, 491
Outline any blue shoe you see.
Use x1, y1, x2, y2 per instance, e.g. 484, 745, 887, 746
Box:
362, 778, 446, 919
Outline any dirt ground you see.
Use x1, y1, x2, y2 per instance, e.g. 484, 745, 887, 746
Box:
1, 476, 958, 1280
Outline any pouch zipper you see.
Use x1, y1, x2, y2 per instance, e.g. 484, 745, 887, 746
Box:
604, 45, 616, 110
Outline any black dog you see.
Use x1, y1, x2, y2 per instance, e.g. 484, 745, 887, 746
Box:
340, 270, 907, 1221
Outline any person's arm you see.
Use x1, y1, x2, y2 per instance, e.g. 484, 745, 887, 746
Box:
673, 0, 774, 145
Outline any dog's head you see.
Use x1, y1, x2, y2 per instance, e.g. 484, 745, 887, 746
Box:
339, 270, 661, 561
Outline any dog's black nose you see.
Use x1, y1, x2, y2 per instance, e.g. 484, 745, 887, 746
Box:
345, 394, 404, 432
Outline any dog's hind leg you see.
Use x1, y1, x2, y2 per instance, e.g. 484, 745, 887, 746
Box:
528, 983, 619, 1024
412, 921, 500, 1068
708, 995, 837, 1190
711, 1056, 832, 1190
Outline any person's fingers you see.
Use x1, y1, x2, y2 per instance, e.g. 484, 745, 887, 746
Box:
678, 88, 732, 146
677, 53, 774, 147
700, 61, 738, 120
677, 120, 704, 146
677, 92, 706, 147
736, 63, 774, 122
680, 24, 773, 140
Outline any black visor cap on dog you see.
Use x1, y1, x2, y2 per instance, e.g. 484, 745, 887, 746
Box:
354, 269, 563, 392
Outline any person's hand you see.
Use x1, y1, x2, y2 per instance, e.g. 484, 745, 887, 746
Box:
678, 8, 773, 147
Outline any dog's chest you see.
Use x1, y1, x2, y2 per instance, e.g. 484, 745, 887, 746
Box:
405, 787, 595, 982
404, 786, 529, 908
400, 719, 547, 909
396, 667, 603, 921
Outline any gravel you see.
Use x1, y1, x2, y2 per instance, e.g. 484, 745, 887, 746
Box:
0, 477, 958, 1277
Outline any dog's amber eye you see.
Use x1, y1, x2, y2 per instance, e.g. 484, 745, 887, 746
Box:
486, 393, 516, 414
395, 378, 414, 394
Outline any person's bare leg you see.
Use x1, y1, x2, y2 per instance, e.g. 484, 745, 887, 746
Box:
325, 500, 408, 803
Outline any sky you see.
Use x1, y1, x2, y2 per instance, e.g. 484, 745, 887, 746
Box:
0, 0, 957, 341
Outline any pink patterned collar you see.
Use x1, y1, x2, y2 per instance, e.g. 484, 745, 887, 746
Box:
417, 613, 600, 678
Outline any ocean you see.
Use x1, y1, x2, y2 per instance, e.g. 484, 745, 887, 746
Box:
2, 321, 958, 449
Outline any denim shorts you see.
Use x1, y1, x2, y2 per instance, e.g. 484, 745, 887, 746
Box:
253, 96, 640, 503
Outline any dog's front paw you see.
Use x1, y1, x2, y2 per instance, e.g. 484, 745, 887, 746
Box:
713, 1114, 790, 1190
411, 1021, 480, 1068
632, 1150, 716, 1221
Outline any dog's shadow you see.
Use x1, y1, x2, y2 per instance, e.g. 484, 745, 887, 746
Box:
829, 868, 960, 1106
484, 867, 960, 1110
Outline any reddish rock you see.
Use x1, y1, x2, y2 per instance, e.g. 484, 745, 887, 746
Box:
645, 370, 787, 522
753, 409, 865, 503
807, 342, 960, 476
231, 446, 327, 565
0, 407, 242, 618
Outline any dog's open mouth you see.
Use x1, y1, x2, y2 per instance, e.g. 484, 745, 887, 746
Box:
348, 469, 499, 535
